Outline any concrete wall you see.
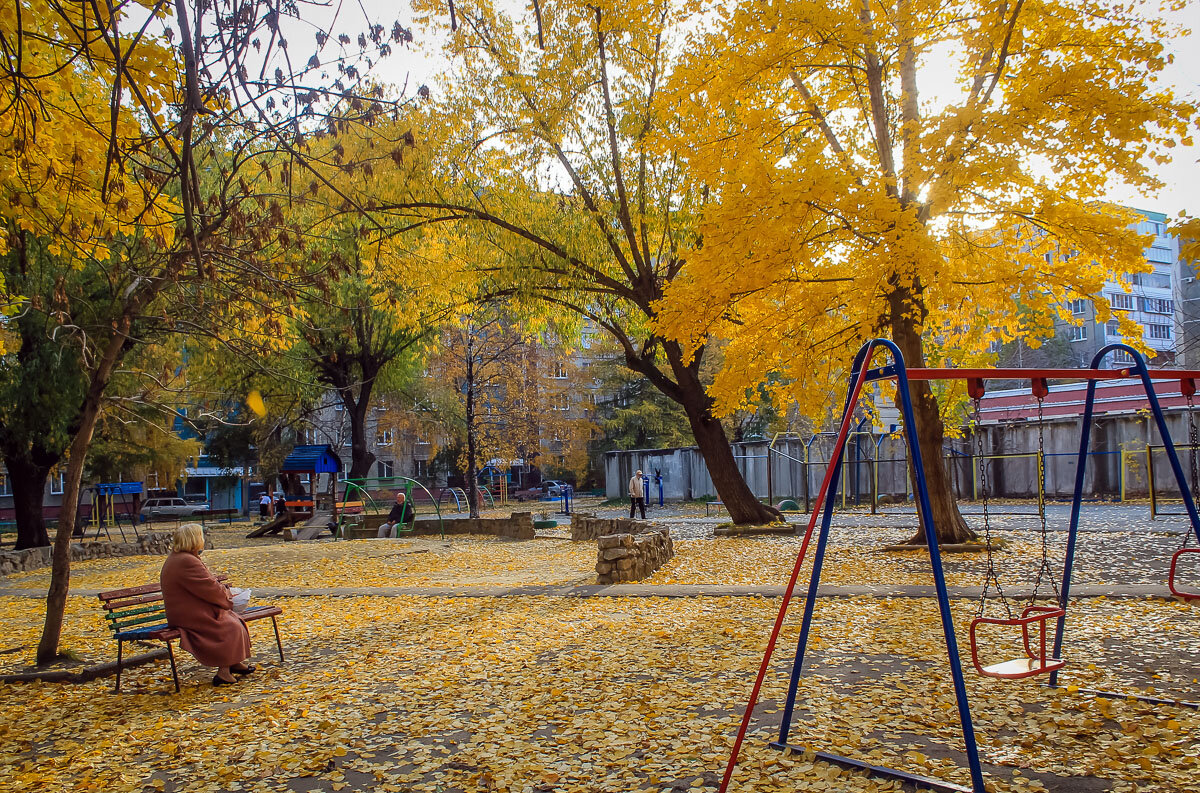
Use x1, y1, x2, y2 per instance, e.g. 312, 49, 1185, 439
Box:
604, 409, 1200, 503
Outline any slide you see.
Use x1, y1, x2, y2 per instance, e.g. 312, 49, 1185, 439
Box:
246, 512, 294, 538
287, 509, 335, 541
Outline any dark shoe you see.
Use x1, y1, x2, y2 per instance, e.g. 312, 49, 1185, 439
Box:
213, 674, 237, 687
231, 663, 256, 676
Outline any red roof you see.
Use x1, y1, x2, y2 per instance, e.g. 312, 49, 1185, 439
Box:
979, 379, 1194, 423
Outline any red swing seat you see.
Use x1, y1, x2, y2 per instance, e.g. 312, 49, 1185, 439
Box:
969, 605, 1066, 679
1168, 548, 1200, 601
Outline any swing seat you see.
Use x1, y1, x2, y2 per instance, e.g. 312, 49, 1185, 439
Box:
1168, 548, 1200, 600
969, 605, 1066, 680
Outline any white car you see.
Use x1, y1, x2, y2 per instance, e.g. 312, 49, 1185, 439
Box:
541, 480, 570, 497
139, 497, 210, 519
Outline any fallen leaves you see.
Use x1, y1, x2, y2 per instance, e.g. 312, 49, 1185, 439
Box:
0, 594, 1195, 792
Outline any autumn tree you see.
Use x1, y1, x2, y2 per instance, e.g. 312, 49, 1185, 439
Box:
0, 240, 89, 548
655, 0, 1197, 542
422, 305, 592, 516
4, 0, 414, 664
378, 0, 779, 524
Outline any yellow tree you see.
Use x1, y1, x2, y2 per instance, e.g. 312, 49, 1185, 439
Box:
5, 0, 414, 664
655, 0, 1197, 542
384, 0, 780, 524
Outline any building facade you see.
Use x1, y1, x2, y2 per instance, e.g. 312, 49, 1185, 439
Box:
1052, 209, 1181, 367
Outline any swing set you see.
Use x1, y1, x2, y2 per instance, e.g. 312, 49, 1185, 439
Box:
720, 340, 1200, 793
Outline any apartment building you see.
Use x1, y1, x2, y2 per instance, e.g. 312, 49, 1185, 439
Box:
1053, 209, 1181, 367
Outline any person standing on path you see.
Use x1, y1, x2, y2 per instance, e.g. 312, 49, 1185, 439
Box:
629, 469, 646, 520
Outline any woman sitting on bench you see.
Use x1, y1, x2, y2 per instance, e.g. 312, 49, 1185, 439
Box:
160, 524, 256, 686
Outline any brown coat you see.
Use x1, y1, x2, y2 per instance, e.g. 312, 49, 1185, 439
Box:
160, 551, 251, 667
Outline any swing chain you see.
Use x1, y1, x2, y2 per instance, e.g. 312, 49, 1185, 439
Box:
1031, 397, 1061, 603
1186, 392, 1198, 550
974, 397, 1011, 619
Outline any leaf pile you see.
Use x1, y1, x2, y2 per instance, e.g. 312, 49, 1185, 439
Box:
1, 594, 1197, 792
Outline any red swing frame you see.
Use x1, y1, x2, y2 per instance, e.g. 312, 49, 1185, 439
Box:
965, 376, 1067, 680
1169, 548, 1200, 600
1167, 378, 1200, 601
969, 606, 1066, 679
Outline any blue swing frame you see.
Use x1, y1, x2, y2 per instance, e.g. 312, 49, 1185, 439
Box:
769, 339, 1200, 793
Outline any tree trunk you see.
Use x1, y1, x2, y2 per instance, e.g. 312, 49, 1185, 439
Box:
6, 458, 52, 549
344, 390, 376, 480
464, 339, 481, 519
664, 345, 780, 524
889, 287, 975, 545
36, 320, 131, 665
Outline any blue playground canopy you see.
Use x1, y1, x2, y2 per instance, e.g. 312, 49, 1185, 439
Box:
281, 445, 342, 474
94, 482, 144, 495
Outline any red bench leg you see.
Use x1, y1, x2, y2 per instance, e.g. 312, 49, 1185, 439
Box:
165, 640, 180, 692
114, 640, 123, 693
271, 616, 284, 662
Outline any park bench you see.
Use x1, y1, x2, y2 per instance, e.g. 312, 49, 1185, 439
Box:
98, 578, 284, 692
705, 501, 726, 516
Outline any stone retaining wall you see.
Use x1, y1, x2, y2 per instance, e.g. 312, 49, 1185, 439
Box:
0, 532, 174, 577
570, 512, 657, 541
348, 512, 535, 541
595, 529, 674, 584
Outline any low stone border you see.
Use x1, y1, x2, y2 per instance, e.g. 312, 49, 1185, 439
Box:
0, 532, 174, 577
0, 647, 168, 685
570, 512, 658, 541
345, 512, 535, 541
595, 529, 674, 584
713, 523, 795, 537
880, 542, 988, 553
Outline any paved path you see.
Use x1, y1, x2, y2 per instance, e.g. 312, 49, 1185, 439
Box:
1, 582, 1182, 599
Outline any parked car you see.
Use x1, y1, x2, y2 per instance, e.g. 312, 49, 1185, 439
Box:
513, 481, 571, 501
139, 497, 210, 520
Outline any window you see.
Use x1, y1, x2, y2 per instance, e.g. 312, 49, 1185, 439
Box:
1147, 246, 1174, 264
1043, 252, 1053, 266
1106, 321, 1120, 338
50, 470, 65, 495
1130, 273, 1172, 289
377, 460, 394, 479
1068, 325, 1087, 342
334, 403, 344, 412
1140, 297, 1174, 314
376, 430, 394, 446
552, 361, 568, 379
1109, 293, 1134, 311
0, 469, 10, 497
553, 393, 570, 411
1146, 323, 1172, 340
1112, 349, 1136, 364
413, 459, 428, 478
1067, 299, 1087, 315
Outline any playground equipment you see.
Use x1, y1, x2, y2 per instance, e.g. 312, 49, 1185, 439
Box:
1146, 395, 1200, 518
719, 340, 1200, 793
246, 445, 342, 539
88, 482, 143, 542
439, 485, 496, 513
339, 475, 445, 539
967, 385, 1064, 680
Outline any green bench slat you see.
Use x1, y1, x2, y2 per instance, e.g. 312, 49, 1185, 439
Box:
111, 611, 169, 632
106, 604, 165, 622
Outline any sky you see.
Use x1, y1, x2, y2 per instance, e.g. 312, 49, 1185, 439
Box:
313, 0, 1200, 218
